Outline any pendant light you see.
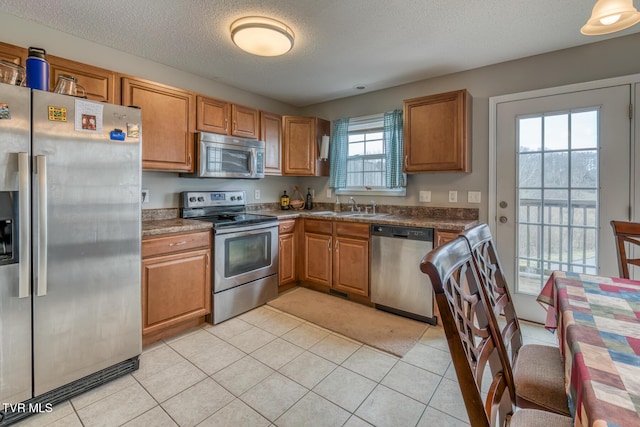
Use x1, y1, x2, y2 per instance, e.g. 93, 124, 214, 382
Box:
581, 0, 640, 35
230, 17, 295, 56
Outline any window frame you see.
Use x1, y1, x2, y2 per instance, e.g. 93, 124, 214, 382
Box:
335, 113, 407, 197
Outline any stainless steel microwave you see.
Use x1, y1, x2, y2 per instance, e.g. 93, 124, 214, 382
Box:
181, 132, 265, 179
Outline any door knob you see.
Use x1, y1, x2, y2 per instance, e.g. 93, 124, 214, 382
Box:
499, 201, 508, 208
499, 216, 508, 223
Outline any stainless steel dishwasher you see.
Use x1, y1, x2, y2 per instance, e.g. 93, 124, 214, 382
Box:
370, 224, 436, 325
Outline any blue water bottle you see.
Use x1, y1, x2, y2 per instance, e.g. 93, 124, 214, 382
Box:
25, 47, 49, 91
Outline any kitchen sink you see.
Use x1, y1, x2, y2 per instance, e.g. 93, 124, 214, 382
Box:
307, 211, 388, 218
308, 211, 341, 216
343, 212, 389, 217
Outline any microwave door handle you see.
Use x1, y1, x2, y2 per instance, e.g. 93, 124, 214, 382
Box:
18, 152, 30, 299
250, 149, 256, 176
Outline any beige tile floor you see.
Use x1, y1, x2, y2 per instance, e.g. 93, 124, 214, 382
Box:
14, 304, 557, 427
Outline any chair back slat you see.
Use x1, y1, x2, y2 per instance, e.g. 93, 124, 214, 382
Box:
421, 237, 514, 427
461, 224, 524, 366
610, 220, 640, 279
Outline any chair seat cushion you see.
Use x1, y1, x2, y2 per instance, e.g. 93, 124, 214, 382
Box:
510, 408, 573, 427
514, 344, 570, 416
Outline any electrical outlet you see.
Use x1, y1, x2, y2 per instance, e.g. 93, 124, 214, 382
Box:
141, 189, 149, 204
326, 189, 332, 198
448, 190, 458, 203
468, 191, 481, 203
254, 189, 260, 200
419, 190, 431, 202
310, 189, 315, 198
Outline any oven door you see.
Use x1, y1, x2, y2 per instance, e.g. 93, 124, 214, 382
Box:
214, 222, 278, 293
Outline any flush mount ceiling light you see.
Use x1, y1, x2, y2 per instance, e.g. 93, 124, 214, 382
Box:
581, 0, 640, 35
230, 16, 294, 56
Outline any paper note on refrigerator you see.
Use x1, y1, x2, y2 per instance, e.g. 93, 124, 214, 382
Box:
75, 99, 103, 133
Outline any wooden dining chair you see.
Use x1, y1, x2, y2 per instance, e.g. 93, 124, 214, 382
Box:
460, 224, 570, 417
610, 220, 640, 279
420, 237, 572, 427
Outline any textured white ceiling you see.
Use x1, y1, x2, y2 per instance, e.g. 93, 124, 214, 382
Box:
2, 0, 639, 107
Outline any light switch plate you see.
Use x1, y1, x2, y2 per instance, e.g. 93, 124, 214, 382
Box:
326, 189, 332, 198
468, 191, 481, 203
419, 190, 431, 202
254, 189, 261, 200
448, 190, 458, 203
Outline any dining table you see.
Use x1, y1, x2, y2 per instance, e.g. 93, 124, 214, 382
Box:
537, 271, 640, 427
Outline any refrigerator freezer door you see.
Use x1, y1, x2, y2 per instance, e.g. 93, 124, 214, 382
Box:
0, 84, 32, 404
31, 91, 142, 396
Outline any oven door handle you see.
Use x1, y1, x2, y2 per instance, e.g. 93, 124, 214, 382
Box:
215, 221, 278, 235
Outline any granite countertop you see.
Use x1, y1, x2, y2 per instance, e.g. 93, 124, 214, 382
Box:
141, 206, 479, 237
253, 209, 478, 231
142, 218, 212, 237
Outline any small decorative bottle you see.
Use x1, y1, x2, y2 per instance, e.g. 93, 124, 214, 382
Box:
334, 196, 341, 212
280, 191, 290, 210
305, 188, 313, 210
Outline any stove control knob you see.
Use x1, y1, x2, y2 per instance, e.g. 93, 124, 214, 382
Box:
189, 197, 196, 203
237, 195, 243, 200
230, 196, 236, 201
197, 197, 205, 202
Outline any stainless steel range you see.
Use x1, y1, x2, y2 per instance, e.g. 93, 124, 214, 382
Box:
180, 191, 278, 324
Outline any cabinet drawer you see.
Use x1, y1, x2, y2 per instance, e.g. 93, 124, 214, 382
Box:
142, 230, 211, 258
335, 222, 369, 240
279, 219, 296, 234
304, 219, 332, 235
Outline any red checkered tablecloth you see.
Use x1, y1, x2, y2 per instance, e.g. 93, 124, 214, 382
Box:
537, 271, 640, 427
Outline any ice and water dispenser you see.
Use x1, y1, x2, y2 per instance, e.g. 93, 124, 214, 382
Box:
0, 192, 17, 266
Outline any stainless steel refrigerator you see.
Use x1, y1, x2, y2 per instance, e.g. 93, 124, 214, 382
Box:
0, 85, 142, 425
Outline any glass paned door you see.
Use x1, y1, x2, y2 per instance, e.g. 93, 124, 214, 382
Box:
517, 110, 599, 294
496, 86, 631, 322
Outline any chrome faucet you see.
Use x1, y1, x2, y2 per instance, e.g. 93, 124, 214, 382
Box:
348, 197, 360, 212
370, 200, 377, 214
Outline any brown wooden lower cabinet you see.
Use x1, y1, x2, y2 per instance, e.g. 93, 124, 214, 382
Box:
141, 230, 211, 344
303, 219, 370, 297
435, 230, 459, 247
278, 219, 298, 292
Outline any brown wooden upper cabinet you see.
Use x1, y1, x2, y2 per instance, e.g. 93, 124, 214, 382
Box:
0, 41, 27, 65
260, 111, 283, 175
282, 116, 330, 176
196, 95, 259, 139
403, 89, 471, 173
48, 55, 117, 103
121, 76, 195, 172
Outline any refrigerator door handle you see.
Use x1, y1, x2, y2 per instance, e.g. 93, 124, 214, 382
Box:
18, 152, 31, 298
36, 155, 48, 297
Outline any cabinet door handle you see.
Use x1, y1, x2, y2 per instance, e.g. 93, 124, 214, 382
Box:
404, 155, 408, 168
169, 241, 187, 247
281, 225, 293, 231
328, 237, 332, 252
187, 155, 192, 166
224, 118, 228, 131
234, 121, 237, 132
335, 240, 339, 252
